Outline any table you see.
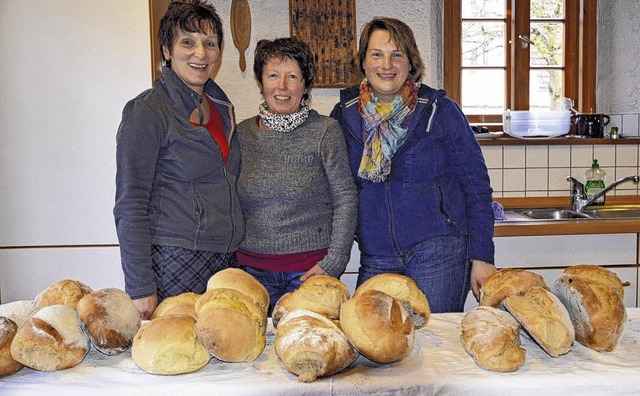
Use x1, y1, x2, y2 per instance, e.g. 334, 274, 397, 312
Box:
2, 309, 640, 395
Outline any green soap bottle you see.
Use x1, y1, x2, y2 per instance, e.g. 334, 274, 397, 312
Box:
585, 159, 606, 205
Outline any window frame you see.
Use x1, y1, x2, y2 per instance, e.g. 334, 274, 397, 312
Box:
444, 0, 597, 126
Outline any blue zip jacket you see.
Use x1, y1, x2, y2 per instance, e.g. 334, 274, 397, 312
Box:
330, 84, 495, 264
114, 67, 245, 299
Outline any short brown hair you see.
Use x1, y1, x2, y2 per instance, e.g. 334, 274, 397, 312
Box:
158, 0, 223, 68
357, 18, 424, 82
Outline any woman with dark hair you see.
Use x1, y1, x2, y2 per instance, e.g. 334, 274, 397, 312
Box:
331, 18, 496, 313
114, 0, 244, 319
236, 37, 357, 314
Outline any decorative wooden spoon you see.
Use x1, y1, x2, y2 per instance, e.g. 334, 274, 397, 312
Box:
230, 0, 251, 72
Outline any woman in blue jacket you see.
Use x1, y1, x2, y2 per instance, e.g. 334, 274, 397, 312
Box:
331, 17, 496, 312
114, 1, 244, 319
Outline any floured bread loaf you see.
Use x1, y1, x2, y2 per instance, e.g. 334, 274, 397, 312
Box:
503, 286, 574, 357
272, 275, 350, 328
551, 265, 626, 352
34, 279, 93, 310
206, 268, 270, 316
0, 317, 23, 377
195, 288, 266, 362
151, 292, 200, 320
131, 315, 210, 375
10, 305, 90, 371
353, 273, 430, 329
461, 306, 526, 372
480, 268, 547, 307
77, 288, 141, 355
275, 309, 358, 382
0, 300, 36, 326
340, 289, 414, 364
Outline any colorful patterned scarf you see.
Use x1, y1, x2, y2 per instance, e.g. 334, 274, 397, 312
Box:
259, 99, 310, 133
358, 78, 419, 182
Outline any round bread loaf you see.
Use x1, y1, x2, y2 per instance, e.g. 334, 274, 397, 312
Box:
460, 306, 526, 372
34, 279, 93, 310
550, 265, 626, 352
206, 268, 270, 316
479, 268, 547, 307
354, 273, 430, 329
151, 292, 200, 320
10, 305, 90, 371
77, 288, 141, 356
275, 309, 359, 382
0, 317, 23, 377
503, 286, 574, 357
272, 275, 350, 328
339, 289, 415, 364
195, 288, 266, 362
131, 315, 211, 375
0, 300, 36, 326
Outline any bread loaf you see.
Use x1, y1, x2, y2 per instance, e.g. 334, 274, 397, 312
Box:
353, 273, 430, 329
275, 309, 358, 382
0, 317, 23, 377
195, 288, 266, 362
0, 300, 36, 326
503, 286, 574, 357
272, 275, 350, 328
77, 288, 141, 355
10, 305, 90, 371
131, 315, 211, 375
480, 268, 547, 307
151, 292, 200, 320
339, 289, 414, 364
206, 268, 270, 316
460, 306, 526, 372
34, 279, 93, 310
550, 265, 626, 352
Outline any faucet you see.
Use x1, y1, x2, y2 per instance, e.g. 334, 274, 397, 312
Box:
567, 175, 640, 212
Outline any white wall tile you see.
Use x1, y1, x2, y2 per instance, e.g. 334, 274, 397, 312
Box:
616, 145, 639, 167
481, 146, 503, 169
525, 191, 548, 197
549, 146, 571, 167
525, 168, 548, 190
549, 167, 572, 190
609, 114, 623, 133
594, 145, 616, 166
503, 168, 526, 191
488, 169, 503, 193
623, 114, 639, 137
503, 147, 525, 168
615, 167, 640, 185
525, 146, 549, 168
571, 145, 594, 167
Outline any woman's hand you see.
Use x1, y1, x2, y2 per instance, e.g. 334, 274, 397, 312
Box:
470, 260, 497, 301
300, 264, 329, 282
133, 294, 158, 320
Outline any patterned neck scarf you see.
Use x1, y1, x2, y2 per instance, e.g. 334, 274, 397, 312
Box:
259, 99, 310, 133
357, 78, 419, 182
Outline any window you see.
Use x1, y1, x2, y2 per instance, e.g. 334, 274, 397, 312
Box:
444, 0, 597, 126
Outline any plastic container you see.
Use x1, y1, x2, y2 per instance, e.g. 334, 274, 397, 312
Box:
503, 110, 571, 138
585, 159, 606, 205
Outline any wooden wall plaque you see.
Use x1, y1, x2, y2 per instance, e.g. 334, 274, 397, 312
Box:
289, 0, 358, 88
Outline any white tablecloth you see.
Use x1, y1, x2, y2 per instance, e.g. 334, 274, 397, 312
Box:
3, 309, 640, 396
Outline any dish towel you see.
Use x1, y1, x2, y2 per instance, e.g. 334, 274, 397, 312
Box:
492, 201, 507, 221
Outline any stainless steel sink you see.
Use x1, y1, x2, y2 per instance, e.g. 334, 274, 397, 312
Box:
582, 205, 640, 219
517, 208, 593, 220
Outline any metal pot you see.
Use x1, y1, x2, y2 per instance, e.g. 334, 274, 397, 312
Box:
574, 113, 610, 138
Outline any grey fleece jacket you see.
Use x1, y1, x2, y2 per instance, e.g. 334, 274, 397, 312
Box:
236, 110, 357, 277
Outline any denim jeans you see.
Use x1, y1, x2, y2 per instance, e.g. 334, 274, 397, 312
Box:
244, 267, 306, 316
357, 235, 471, 313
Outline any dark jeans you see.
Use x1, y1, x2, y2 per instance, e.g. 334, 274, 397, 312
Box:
243, 267, 306, 316
357, 235, 471, 313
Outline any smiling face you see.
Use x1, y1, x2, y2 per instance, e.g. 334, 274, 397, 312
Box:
162, 28, 220, 94
363, 29, 411, 103
260, 57, 308, 115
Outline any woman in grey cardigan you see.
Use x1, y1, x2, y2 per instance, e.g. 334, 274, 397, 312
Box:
236, 38, 357, 314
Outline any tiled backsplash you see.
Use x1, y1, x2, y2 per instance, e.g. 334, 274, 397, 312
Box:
483, 112, 640, 198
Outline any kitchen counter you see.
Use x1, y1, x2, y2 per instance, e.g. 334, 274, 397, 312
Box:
3, 309, 640, 395
494, 196, 640, 237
